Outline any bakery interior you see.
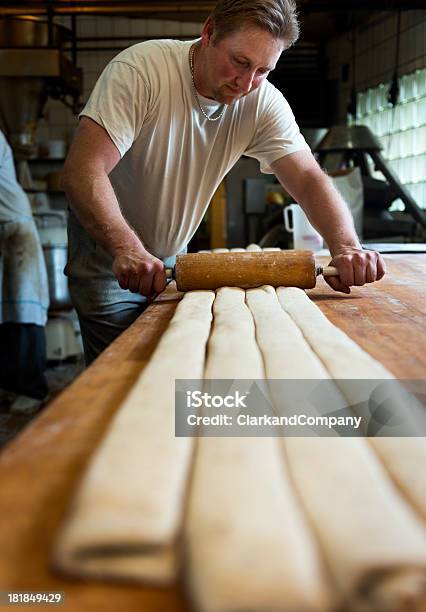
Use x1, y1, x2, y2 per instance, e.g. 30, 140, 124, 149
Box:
0, 1, 426, 611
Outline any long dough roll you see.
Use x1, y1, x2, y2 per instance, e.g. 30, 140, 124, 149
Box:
52, 291, 214, 584
275, 287, 426, 610
277, 287, 426, 521
185, 287, 333, 612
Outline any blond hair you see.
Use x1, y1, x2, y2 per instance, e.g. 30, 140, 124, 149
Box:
210, 0, 300, 49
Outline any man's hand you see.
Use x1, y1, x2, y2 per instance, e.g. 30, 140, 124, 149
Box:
112, 247, 167, 297
270, 152, 386, 294
325, 247, 386, 294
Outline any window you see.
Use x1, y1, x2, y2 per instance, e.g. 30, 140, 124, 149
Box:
354, 68, 426, 210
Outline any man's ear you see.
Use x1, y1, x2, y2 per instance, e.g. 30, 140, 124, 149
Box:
200, 17, 216, 48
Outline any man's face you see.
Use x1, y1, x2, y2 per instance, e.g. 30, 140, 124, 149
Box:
200, 23, 284, 105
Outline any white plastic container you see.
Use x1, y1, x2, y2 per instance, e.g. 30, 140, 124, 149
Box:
47, 139, 66, 158
283, 203, 323, 251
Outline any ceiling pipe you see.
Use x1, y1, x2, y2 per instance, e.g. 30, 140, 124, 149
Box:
0, 0, 424, 16
0, 3, 214, 17
299, 0, 425, 10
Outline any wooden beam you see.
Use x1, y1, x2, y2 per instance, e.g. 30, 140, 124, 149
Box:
209, 181, 227, 250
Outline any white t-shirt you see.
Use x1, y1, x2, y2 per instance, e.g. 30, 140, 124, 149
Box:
81, 39, 309, 259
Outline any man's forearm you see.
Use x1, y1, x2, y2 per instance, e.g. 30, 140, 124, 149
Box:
297, 171, 362, 256
272, 151, 384, 292
62, 170, 144, 256
61, 117, 166, 297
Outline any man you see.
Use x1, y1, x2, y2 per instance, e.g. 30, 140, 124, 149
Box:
62, 0, 385, 365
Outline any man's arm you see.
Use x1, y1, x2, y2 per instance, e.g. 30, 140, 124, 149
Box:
271, 150, 386, 293
61, 117, 166, 296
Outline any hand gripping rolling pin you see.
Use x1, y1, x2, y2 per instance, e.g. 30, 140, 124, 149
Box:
166, 250, 338, 291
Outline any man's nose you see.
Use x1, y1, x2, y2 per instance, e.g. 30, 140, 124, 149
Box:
236, 70, 256, 93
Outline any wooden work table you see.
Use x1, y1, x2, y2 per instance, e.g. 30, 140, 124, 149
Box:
0, 254, 425, 612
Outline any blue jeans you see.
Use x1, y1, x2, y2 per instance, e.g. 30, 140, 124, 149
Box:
66, 210, 183, 365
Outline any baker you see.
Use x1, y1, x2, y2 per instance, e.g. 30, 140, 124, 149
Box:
62, 0, 385, 365
0, 130, 49, 404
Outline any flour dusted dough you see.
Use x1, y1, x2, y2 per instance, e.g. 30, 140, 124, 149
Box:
185, 287, 333, 612
275, 287, 426, 610
53, 291, 214, 584
245, 285, 329, 379
246, 285, 346, 431
365, 437, 426, 522
276, 286, 391, 379
285, 436, 426, 611
277, 287, 426, 521
204, 287, 264, 380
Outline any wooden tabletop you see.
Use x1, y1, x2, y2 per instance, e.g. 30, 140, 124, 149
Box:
1, 254, 425, 612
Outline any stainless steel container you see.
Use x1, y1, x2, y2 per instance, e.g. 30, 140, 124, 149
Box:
43, 245, 72, 311
0, 16, 69, 48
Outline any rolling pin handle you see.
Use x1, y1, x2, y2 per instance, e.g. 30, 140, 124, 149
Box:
316, 265, 339, 277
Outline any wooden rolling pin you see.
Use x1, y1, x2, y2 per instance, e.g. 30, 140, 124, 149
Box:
166, 250, 338, 291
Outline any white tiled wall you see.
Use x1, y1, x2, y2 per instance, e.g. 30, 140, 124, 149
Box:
327, 10, 426, 123
355, 69, 426, 210
326, 10, 426, 209
36, 16, 202, 148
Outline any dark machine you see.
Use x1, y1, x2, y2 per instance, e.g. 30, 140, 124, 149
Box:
315, 125, 426, 241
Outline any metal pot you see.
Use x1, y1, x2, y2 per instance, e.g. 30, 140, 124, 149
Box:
43, 244, 72, 311
0, 16, 69, 48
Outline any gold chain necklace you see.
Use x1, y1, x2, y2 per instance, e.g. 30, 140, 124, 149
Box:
189, 44, 226, 122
